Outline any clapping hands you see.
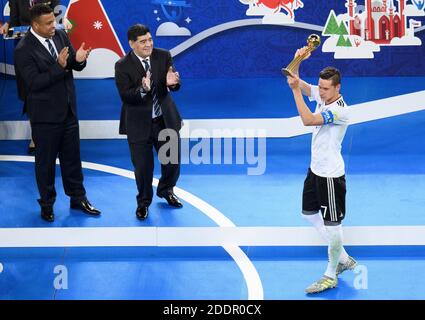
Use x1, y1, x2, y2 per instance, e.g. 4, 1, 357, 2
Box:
142, 70, 152, 92
166, 66, 180, 87
76, 42, 91, 63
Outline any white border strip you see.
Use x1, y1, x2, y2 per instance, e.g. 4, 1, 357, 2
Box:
1, 226, 424, 247
1, 90, 424, 140
2, 157, 424, 247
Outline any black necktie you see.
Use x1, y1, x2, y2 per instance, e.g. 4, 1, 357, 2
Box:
45, 39, 57, 60
142, 59, 161, 117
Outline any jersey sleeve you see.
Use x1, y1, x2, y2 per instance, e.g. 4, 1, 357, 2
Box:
308, 85, 321, 103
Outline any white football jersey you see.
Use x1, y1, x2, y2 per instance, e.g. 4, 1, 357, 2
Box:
308, 85, 350, 178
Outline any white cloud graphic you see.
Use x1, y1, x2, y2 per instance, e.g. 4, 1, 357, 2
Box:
262, 12, 294, 25
245, 6, 275, 16
390, 36, 422, 46
156, 22, 191, 37
323, 35, 380, 59
73, 48, 121, 79
334, 46, 374, 59
404, 4, 425, 17
239, 0, 275, 15
336, 13, 351, 21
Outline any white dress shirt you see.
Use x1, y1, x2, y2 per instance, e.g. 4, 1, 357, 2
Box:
30, 28, 58, 58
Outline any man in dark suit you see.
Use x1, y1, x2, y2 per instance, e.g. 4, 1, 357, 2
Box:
14, 4, 100, 222
0, 0, 71, 155
115, 24, 183, 220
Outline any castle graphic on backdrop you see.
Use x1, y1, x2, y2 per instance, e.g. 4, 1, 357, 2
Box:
347, 0, 407, 43
322, 0, 422, 59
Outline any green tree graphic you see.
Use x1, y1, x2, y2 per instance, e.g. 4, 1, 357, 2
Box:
324, 10, 353, 47
337, 20, 349, 35
323, 10, 339, 35
345, 36, 352, 47
336, 35, 352, 47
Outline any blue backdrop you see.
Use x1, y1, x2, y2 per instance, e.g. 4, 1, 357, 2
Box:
1, 0, 425, 78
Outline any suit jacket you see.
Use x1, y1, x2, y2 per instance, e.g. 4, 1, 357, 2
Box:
9, 0, 60, 27
14, 29, 86, 123
115, 48, 182, 143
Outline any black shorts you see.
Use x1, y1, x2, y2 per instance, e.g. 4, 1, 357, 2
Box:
302, 168, 346, 224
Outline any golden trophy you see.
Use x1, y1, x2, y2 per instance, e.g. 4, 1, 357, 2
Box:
281, 34, 321, 77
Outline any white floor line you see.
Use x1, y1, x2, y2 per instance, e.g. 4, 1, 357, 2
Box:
1, 226, 425, 247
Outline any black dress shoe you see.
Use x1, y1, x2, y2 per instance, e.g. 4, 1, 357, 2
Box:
159, 192, 183, 208
136, 206, 149, 220
41, 207, 54, 222
70, 199, 101, 215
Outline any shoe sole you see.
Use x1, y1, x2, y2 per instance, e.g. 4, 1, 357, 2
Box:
306, 285, 337, 294
306, 282, 337, 294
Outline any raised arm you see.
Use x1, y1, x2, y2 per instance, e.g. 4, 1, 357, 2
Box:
115, 62, 148, 105
290, 46, 312, 97
287, 70, 324, 127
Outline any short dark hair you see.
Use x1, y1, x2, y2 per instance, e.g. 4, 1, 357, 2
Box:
30, 4, 54, 23
127, 24, 150, 41
319, 67, 341, 86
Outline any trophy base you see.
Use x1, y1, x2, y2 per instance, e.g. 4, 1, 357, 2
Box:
281, 68, 294, 77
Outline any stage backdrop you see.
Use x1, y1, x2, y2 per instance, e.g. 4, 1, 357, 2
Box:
1, 0, 424, 78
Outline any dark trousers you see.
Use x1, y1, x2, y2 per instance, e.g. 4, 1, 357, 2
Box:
129, 116, 180, 207
31, 111, 86, 208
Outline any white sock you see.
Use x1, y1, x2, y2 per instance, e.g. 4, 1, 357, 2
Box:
324, 225, 343, 279
302, 212, 330, 242
338, 245, 349, 264
302, 212, 349, 264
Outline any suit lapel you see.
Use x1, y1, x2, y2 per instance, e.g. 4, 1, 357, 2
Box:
27, 31, 56, 63
150, 49, 159, 85
130, 51, 146, 78
52, 32, 64, 56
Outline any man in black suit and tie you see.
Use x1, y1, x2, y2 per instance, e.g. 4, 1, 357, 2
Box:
1, 1, 71, 155
115, 24, 183, 220
13, 4, 100, 222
